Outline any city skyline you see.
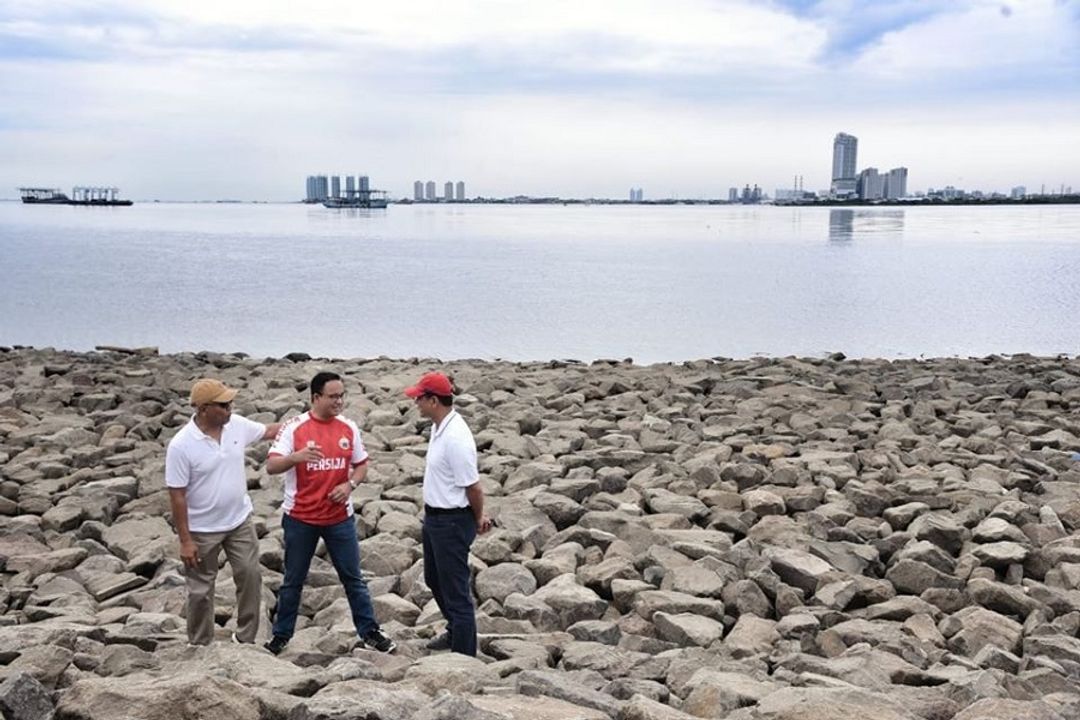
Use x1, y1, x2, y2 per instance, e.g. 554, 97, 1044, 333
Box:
2, 1, 1078, 201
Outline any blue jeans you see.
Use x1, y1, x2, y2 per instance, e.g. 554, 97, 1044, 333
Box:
422, 511, 477, 656
272, 514, 378, 640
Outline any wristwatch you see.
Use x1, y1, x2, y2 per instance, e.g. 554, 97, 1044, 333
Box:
347, 478, 358, 490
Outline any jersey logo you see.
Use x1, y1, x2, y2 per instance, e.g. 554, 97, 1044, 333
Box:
339, 436, 350, 451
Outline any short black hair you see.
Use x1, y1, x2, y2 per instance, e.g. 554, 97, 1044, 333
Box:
426, 392, 453, 407
310, 371, 342, 397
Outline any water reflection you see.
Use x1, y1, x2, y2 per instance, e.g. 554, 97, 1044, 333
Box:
828, 209, 905, 242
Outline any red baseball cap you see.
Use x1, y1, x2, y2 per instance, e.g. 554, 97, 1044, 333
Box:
404, 371, 454, 398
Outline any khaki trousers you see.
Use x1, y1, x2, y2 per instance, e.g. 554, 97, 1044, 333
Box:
185, 514, 261, 645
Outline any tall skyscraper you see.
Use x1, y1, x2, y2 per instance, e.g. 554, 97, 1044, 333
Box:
728, 188, 738, 202
305, 176, 317, 202
831, 133, 858, 197
331, 176, 341, 198
455, 181, 465, 201
414, 181, 424, 201
883, 167, 908, 199
315, 175, 329, 201
444, 181, 454, 201
857, 168, 883, 200
425, 181, 436, 200
345, 176, 355, 197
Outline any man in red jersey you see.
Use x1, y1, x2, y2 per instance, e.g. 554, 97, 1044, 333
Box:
262, 371, 395, 655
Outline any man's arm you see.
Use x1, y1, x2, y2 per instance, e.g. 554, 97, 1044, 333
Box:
266, 444, 322, 475
262, 422, 282, 441
465, 482, 493, 534
168, 488, 199, 568
328, 460, 367, 505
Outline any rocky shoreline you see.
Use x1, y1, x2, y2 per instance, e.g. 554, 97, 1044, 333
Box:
1, 345, 1079, 720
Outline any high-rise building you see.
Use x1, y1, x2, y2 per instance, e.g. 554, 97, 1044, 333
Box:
831, 133, 858, 197
445, 181, 454, 201
414, 181, 424, 201
305, 175, 332, 202
425, 181, 436, 200
1011, 186, 1027, 199
857, 168, 884, 200
728, 188, 738, 202
455, 181, 465, 201
346, 176, 355, 197
883, 167, 908, 199
358, 176, 370, 192
331, 176, 341, 198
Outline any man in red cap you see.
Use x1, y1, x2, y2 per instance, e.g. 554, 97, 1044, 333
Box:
405, 371, 492, 656
165, 378, 281, 645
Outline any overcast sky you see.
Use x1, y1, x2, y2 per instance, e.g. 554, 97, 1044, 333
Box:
2, 0, 1078, 200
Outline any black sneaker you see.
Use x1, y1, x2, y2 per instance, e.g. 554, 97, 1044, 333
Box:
263, 635, 289, 655
362, 628, 396, 653
425, 632, 451, 651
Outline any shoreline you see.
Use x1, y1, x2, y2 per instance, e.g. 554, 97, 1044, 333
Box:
3, 343, 1077, 368
2, 346, 1079, 718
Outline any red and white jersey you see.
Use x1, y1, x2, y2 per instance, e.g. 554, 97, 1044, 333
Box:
269, 412, 369, 526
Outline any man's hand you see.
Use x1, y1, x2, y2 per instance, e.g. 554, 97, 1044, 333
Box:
292, 444, 324, 465
327, 481, 352, 504
476, 515, 494, 535
179, 539, 199, 569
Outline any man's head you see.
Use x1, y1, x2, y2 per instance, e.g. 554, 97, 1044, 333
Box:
310, 371, 346, 420
404, 371, 454, 420
190, 378, 237, 427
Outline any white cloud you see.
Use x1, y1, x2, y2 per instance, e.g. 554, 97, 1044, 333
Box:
1, 0, 1077, 199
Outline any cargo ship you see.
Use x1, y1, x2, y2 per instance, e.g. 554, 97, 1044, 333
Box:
322, 189, 389, 209
19, 186, 133, 206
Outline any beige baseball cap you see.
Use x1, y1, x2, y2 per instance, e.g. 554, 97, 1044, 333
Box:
189, 378, 238, 406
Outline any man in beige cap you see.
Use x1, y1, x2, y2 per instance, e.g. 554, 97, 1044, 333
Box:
165, 378, 281, 645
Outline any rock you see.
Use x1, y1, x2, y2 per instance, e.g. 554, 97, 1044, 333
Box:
909, 513, 966, 555
289, 680, 429, 720
617, 694, 699, 720
763, 547, 835, 594
95, 644, 161, 676
404, 654, 500, 694
472, 694, 609, 720
516, 669, 621, 716
55, 673, 261, 720
722, 615, 779, 657
533, 575, 609, 625
681, 668, 777, 717
752, 686, 920, 720
652, 612, 724, 647
949, 607, 1024, 656
886, 559, 964, 594
412, 694, 510, 720
951, 698, 1066, 720
475, 561, 537, 604
0, 671, 54, 720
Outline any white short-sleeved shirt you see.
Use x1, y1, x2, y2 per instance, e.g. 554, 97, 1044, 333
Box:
165, 414, 266, 533
423, 410, 480, 509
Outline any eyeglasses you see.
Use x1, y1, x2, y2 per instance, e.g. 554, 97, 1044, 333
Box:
320, 392, 347, 401
210, 401, 232, 409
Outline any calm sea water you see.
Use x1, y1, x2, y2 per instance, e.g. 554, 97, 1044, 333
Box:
2, 202, 1079, 363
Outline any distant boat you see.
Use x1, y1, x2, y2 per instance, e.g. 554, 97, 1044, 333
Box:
19, 186, 133, 206
19, 187, 70, 204
322, 189, 389, 209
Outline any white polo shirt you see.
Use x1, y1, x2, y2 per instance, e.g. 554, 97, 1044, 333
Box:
165, 414, 266, 533
423, 410, 480, 509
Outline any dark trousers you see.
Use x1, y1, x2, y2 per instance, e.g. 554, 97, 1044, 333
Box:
423, 511, 478, 656
272, 513, 377, 640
